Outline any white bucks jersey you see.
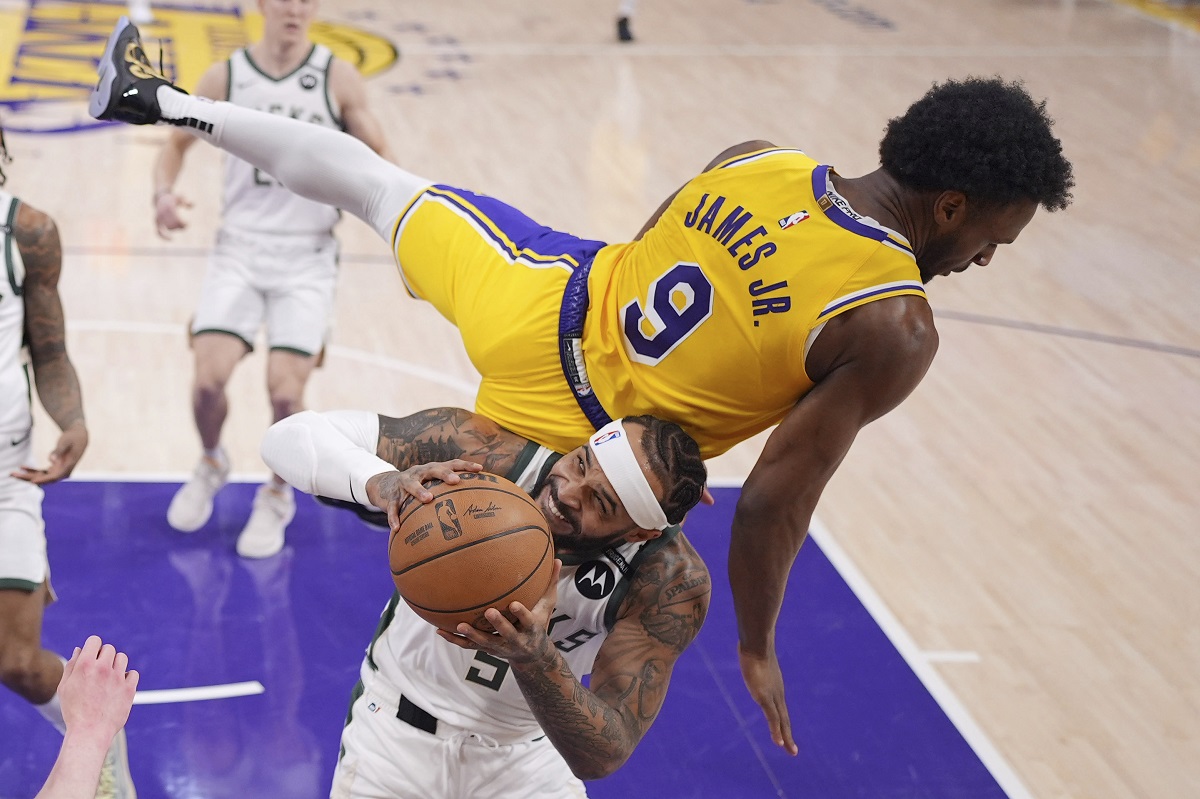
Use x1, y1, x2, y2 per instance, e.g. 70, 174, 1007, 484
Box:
0, 191, 32, 437
361, 443, 678, 739
222, 45, 342, 236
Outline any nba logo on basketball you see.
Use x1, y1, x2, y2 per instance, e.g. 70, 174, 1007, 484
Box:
436, 499, 463, 540
593, 430, 621, 446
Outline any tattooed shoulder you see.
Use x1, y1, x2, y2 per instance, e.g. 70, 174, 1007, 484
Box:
624, 534, 710, 653
13, 203, 62, 283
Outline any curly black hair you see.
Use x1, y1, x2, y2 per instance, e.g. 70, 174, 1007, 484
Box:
0, 126, 9, 187
626, 415, 707, 526
879, 77, 1074, 211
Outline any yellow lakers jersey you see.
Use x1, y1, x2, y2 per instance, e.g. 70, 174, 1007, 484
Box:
582, 148, 925, 457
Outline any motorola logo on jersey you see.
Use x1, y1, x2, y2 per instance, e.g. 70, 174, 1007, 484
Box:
299, 73, 318, 90
574, 561, 615, 599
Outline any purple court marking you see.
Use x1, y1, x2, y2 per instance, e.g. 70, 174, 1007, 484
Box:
0, 483, 1013, 798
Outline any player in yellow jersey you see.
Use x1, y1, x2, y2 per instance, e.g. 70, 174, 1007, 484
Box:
92, 18, 1075, 756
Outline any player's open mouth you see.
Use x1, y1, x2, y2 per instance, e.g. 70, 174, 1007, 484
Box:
542, 487, 571, 534
545, 494, 567, 525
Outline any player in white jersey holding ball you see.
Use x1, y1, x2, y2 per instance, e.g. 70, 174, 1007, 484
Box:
0, 129, 134, 798
152, 0, 392, 558
261, 407, 710, 797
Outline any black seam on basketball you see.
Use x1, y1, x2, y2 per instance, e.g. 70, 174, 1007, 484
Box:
390, 524, 551, 577
399, 539, 553, 614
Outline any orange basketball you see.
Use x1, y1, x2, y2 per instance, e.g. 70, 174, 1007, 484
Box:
388, 471, 554, 632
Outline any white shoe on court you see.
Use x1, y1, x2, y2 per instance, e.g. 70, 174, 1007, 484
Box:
167, 451, 230, 532
95, 727, 136, 799
237, 483, 295, 559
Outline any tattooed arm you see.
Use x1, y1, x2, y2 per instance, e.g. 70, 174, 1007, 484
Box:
262, 407, 533, 521
450, 534, 711, 779
14, 203, 87, 484
375, 408, 529, 475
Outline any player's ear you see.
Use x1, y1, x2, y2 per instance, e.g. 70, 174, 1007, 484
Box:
933, 190, 968, 229
625, 527, 662, 543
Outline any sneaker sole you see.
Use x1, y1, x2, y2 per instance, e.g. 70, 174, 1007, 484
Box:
88, 15, 132, 120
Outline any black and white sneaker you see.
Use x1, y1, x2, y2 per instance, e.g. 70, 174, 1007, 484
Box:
617, 16, 634, 42
89, 15, 179, 124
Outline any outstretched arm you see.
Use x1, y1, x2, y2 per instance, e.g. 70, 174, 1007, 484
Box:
330, 58, 395, 162
633, 140, 776, 240
261, 408, 529, 520
730, 295, 938, 754
151, 62, 226, 238
445, 536, 710, 779
14, 204, 86, 485
35, 637, 138, 799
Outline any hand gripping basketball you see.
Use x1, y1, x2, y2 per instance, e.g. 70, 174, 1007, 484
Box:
365, 459, 484, 533
437, 559, 563, 661
387, 470, 555, 633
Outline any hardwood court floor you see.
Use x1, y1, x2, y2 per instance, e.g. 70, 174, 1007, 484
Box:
2, 1, 1198, 797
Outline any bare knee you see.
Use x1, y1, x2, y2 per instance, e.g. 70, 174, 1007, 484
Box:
0, 639, 46, 693
194, 371, 230, 406
267, 350, 316, 422
270, 388, 305, 422
191, 334, 248, 401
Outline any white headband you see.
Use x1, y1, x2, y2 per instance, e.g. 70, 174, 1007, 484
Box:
588, 420, 670, 531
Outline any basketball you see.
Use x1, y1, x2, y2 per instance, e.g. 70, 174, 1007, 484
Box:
388, 471, 555, 632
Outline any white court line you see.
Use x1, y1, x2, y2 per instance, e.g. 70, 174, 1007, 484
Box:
68, 320, 182, 336
398, 42, 1177, 58
62, 321, 482, 396
133, 680, 264, 706
325, 346, 479, 396
808, 518, 1033, 799
68, 471, 273, 482
924, 650, 983, 664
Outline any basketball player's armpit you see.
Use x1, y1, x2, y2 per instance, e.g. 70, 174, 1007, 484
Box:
376, 408, 526, 474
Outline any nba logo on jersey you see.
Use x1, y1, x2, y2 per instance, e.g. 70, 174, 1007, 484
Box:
778, 210, 810, 230
593, 430, 621, 446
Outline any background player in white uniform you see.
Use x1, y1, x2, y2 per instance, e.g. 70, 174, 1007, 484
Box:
0, 130, 132, 797
151, 0, 392, 558
261, 407, 710, 797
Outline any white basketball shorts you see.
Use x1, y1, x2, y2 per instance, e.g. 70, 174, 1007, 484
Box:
0, 433, 48, 589
331, 671, 589, 799
191, 229, 339, 357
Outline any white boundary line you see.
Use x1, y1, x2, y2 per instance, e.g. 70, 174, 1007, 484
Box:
62, 321, 482, 397
808, 517, 1033, 799
64, 473, 1028, 792
133, 680, 264, 705
924, 650, 983, 664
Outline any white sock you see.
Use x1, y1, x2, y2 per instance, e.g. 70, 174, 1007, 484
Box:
156, 87, 431, 240
203, 446, 225, 464
618, 0, 637, 17
34, 663, 68, 735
